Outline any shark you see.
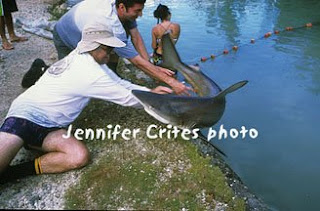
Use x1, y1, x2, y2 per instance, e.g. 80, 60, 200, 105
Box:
132, 33, 248, 129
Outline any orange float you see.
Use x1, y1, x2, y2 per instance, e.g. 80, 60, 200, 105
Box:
201, 57, 207, 62
264, 32, 272, 38
306, 23, 312, 27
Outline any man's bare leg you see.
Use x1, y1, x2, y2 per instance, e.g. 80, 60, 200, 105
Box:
0, 129, 90, 183
0, 132, 24, 173
39, 129, 90, 173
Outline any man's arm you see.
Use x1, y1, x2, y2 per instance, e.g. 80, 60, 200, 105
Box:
129, 55, 191, 95
84, 66, 173, 108
130, 27, 149, 61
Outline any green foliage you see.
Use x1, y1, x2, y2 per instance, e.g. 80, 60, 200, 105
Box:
48, 0, 68, 20
64, 132, 245, 210
63, 63, 245, 210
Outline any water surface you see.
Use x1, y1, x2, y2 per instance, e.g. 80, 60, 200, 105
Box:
138, 0, 320, 210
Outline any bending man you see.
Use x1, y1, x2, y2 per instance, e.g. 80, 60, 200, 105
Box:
52, 0, 190, 95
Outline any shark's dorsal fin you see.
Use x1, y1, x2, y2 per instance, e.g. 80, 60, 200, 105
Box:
161, 33, 182, 70
215, 80, 248, 99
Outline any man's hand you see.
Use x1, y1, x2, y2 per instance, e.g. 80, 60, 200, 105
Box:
168, 79, 194, 96
158, 66, 175, 77
130, 56, 193, 95
157, 66, 193, 95
152, 83, 194, 96
151, 86, 173, 94
156, 67, 193, 95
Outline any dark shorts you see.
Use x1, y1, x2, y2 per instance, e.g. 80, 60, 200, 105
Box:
1, 0, 18, 15
0, 117, 61, 149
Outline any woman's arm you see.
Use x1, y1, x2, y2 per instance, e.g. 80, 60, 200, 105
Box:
151, 27, 158, 50
173, 23, 181, 43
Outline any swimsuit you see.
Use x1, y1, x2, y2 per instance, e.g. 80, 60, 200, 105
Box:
152, 23, 178, 66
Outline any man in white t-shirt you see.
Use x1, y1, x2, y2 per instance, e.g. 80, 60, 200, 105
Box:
0, 20, 172, 184
51, 0, 191, 95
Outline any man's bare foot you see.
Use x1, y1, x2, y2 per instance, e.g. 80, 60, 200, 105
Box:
10, 36, 28, 42
2, 41, 14, 50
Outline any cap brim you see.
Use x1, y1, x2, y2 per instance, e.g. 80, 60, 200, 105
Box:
77, 41, 100, 54
96, 37, 126, 48
77, 37, 126, 54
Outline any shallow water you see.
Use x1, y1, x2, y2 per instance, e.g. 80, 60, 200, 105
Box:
139, 0, 320, 210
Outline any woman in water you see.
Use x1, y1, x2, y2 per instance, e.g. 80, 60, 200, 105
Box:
151, 4, 180, 66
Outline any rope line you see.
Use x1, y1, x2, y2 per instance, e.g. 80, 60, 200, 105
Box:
198, 22, 319, 63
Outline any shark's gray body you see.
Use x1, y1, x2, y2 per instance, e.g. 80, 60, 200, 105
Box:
132, 33, 247, 128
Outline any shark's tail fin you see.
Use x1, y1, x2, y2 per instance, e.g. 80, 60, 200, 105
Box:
161, 33, 182, 70
216, 80, 248, 99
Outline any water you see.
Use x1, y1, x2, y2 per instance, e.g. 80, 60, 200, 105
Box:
138, 0, 320, 210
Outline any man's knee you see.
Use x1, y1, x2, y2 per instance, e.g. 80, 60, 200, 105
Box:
68, 144, 90, 169
42, 129, 90, 171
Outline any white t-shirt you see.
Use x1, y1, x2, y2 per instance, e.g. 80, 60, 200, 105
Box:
6, 50, 149, 127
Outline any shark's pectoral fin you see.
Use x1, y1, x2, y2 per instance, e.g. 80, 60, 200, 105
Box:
143, 104, 171, 125
216, 80, 248, 99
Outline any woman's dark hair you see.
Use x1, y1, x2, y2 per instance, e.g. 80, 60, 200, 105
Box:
116, 0, 146, 8
153, 4, 171, 23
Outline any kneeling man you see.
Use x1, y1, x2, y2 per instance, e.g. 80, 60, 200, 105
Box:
0, 20, 172, 184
